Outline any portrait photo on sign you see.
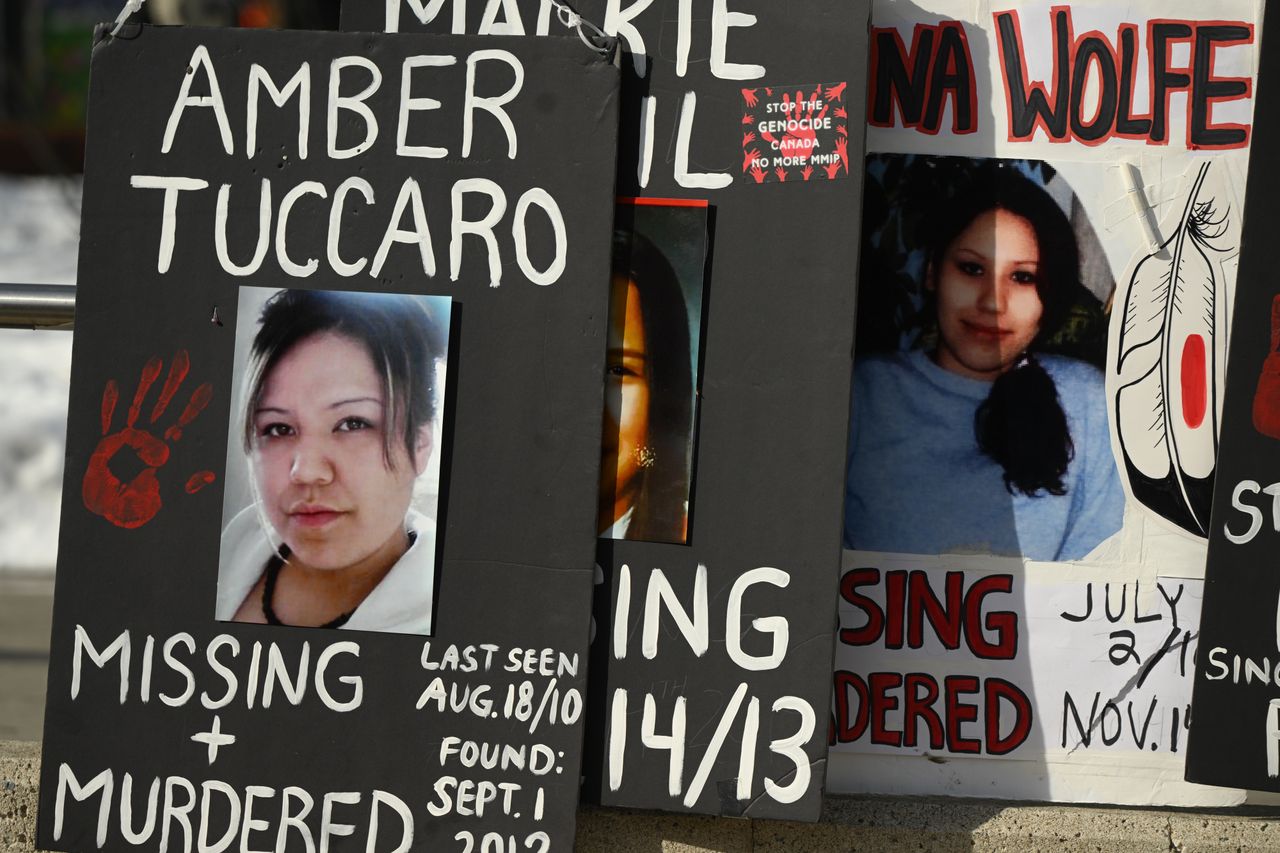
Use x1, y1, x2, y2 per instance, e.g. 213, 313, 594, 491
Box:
844, 155, 1124, 562
599, 200, 709, 545
216, 286, 452, 635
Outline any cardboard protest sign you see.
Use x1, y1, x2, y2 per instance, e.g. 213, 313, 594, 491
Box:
829, 0, 1262, 806
342, 0, 871, 820
835, 554, 1207, 803
1186, 14, 1280, 793
38, 24, 619, 853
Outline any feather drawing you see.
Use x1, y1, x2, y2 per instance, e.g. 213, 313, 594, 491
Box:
1113, 162, 1231, 538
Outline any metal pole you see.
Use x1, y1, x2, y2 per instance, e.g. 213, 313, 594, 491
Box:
0, 284, 76, 330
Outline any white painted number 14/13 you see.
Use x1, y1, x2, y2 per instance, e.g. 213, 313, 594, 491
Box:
607, 564, 818, 807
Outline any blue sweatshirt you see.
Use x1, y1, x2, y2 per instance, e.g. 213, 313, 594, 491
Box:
843, 350, 1125, 561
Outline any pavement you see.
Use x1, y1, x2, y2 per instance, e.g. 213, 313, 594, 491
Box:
0, 573, 54, 743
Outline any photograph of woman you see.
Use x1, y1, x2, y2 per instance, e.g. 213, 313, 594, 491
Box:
599, 204, 708, 545
844, 157, 1124, 561
216, 287, 450, 634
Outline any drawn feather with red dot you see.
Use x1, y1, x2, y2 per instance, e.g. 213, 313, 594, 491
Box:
1112, 161, 1233, 538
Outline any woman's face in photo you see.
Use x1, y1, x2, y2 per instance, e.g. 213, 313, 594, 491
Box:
601, 276, 650, 518
252, 332, 428, 572
931, 207, 1045, 381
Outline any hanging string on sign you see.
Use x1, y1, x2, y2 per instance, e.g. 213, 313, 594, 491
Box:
109, 0, 146, 37
546, 0, 612, 55
109, 0, 610, 55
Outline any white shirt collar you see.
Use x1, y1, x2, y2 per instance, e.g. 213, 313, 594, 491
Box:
216, 506, 437, 635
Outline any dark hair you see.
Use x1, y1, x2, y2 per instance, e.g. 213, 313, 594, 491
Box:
925, 165, 1078, 496
612, 230, 694, 542
242, 289, 445, 467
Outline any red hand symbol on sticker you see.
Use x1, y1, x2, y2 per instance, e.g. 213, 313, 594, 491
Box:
82, 351, 215, 529
775, 88, 829, 160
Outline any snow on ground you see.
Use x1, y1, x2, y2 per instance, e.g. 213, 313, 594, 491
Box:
0, 175, 81, 573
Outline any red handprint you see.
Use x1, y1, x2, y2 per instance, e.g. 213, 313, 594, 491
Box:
824, 159, 842, 180
741, 88, 759, 107
825, 82, 847, 102
82, 351, 215, 529
743, 130, 756, 146
774, 166, 788, 182
835, 136, 849, 174
801, 164, 814, 181
758, 87, 829, 162
743, 147, 761, 174
750, 164, 766, 184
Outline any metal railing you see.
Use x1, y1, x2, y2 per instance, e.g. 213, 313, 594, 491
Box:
0, 284, 76, 330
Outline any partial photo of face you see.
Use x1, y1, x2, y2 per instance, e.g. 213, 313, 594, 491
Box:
601, 276, 651, 529
216, 287, 451, 636
598, 200, 709, 545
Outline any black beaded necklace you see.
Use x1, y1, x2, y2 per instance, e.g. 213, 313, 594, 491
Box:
261, 531, 416, 630
262, 550, 354, 629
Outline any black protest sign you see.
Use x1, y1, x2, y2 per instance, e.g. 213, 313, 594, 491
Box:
342, 0, 870, 820
38, 25, 619, 853
1187, 21, 1280, 792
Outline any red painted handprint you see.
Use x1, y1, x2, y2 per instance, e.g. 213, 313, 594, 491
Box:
759, 87, 829, 162
743, 147, 761, 174
741, 88, 759, 107
774, 166, 788, 182
82, 351, 215, 529
825, 82, 846, 101
750, 164, 766, 184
